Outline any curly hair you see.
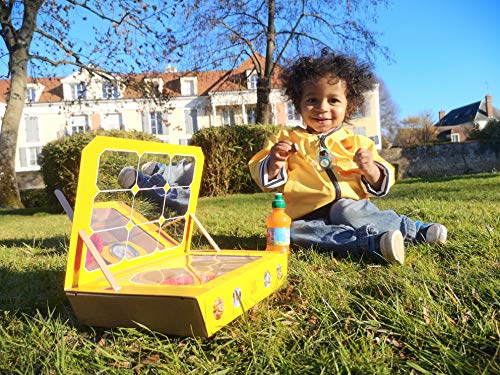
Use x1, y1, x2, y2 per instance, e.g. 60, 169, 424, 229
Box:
280, 49, 376, 122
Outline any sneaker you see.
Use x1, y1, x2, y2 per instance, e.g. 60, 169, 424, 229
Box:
378, 230, 405, 265
421, 223, 447, 244
141, 161, 159, 176
117, 166, 137, 189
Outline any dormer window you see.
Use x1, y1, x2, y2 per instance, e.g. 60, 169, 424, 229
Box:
144, 78, 164, 97
249, 74, 258, 90
102, 82, 119, 99
70, 83, 87, 100
180, 77, 197, 96
26, 87, 36, 103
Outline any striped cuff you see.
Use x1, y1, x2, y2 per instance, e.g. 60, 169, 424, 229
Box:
361, 162, 391, 197
260, 156, 287, 188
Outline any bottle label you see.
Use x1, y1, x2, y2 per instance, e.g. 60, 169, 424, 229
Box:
267, 227, 290, 246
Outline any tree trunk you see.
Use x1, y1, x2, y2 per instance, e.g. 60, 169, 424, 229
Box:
255, 77, 272, 124
0, 51, 29, 209
255, 0, 275, 125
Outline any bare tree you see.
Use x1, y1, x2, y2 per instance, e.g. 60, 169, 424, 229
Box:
176, 0, 390, 125
394, 111, 438, 147
0, 0, 180, 208
378, 79, 400, 146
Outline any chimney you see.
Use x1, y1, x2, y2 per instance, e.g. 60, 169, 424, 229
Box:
485, 94, 493, 117
439, 110, 446, 120
165, 64, 178, 73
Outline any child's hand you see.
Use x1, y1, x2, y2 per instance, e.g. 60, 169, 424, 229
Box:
267, 140, 297, 179
354, 148, 382, 188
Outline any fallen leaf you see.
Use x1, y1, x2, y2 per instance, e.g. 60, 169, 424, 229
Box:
423, 306, 431, 325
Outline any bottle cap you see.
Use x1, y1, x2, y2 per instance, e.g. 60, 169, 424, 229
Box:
272, 193, 286, 208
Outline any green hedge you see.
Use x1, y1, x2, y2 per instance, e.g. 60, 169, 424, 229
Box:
40, 130, 158, 211
190, 125, 280, 197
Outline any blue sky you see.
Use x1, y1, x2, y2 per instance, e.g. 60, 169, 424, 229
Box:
2, 0, 498, 122
374, 0, 500, 119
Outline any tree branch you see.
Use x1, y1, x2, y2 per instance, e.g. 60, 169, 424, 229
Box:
64, 0, 129, 25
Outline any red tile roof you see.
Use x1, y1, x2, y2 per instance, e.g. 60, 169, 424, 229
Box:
0, 55, 283, 103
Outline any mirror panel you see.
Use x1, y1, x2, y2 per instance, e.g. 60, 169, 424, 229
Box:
85, 149, 197, 271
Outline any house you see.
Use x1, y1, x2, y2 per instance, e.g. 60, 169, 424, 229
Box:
434, 94, 500, 142
0, 56, 382, 189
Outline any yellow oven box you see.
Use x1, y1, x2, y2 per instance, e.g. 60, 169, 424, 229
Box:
64, 136, 288, 337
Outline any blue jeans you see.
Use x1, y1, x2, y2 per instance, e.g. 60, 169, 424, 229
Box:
136, 172, 190, 216
290, 198, 418, 259
145, 159, 194, 186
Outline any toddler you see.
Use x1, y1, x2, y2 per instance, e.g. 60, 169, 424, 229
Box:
249, 50, 447, 264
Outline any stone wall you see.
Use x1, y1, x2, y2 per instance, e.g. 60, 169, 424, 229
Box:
380, 141, 500, 179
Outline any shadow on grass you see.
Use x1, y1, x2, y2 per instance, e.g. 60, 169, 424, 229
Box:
0, 266, 67, 313
0, 206, 62, 216
0, 235, 69, 255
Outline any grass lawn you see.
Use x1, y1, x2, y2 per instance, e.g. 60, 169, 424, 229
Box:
0, 173, 499, 374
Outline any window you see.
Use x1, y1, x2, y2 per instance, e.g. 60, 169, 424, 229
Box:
70, 83, 87, 100
69, 115, 89, 134
102, 113, 122, 130
19, 147, 42, 168
144, 78, 163, 97
25, 116, 40, 143
150, 112, 164, 135
102, 82, 119, 99
247, 108, 256, 124
185, 109, 198, 134
249, 75, 258, 90
287, 103, 301, 121
451, 133, 460, 143
369, 135, 380, 145
26, 87, 36, 103
222, 109, 235, 126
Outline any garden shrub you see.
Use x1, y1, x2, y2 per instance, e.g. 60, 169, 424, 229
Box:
189, 125, 281, 197
40, 129, 158, 211
20, 188, 50, 209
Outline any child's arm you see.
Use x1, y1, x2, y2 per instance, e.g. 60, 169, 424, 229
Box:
353, 148, 384, 191
267, 140, 298, 179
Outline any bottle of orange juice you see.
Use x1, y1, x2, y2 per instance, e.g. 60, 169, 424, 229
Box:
266, 193, 291, 253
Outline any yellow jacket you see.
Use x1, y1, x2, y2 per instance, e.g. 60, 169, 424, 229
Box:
248, 126, 395, 220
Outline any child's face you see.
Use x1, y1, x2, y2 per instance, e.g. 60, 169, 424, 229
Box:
299, 75, 348, 134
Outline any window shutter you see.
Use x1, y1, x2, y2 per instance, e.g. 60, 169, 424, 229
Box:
142, 111, 150, 133
185, 110, 193, 134
192, 109, 198, 132
19, 148, 27, 167
157, 113, 163, 135
25, 116, 40, 142
230, 110, 235, 126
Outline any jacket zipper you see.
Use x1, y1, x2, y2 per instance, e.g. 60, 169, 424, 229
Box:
319, 134, 341, 202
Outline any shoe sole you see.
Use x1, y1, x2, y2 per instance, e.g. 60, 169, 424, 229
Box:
141, 161, 156, 175
426, 225, 447, 244
380, 230, 405, 265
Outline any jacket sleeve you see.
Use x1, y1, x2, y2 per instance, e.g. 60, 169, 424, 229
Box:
359, 136, 395, 197
248, 130, 288, 192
